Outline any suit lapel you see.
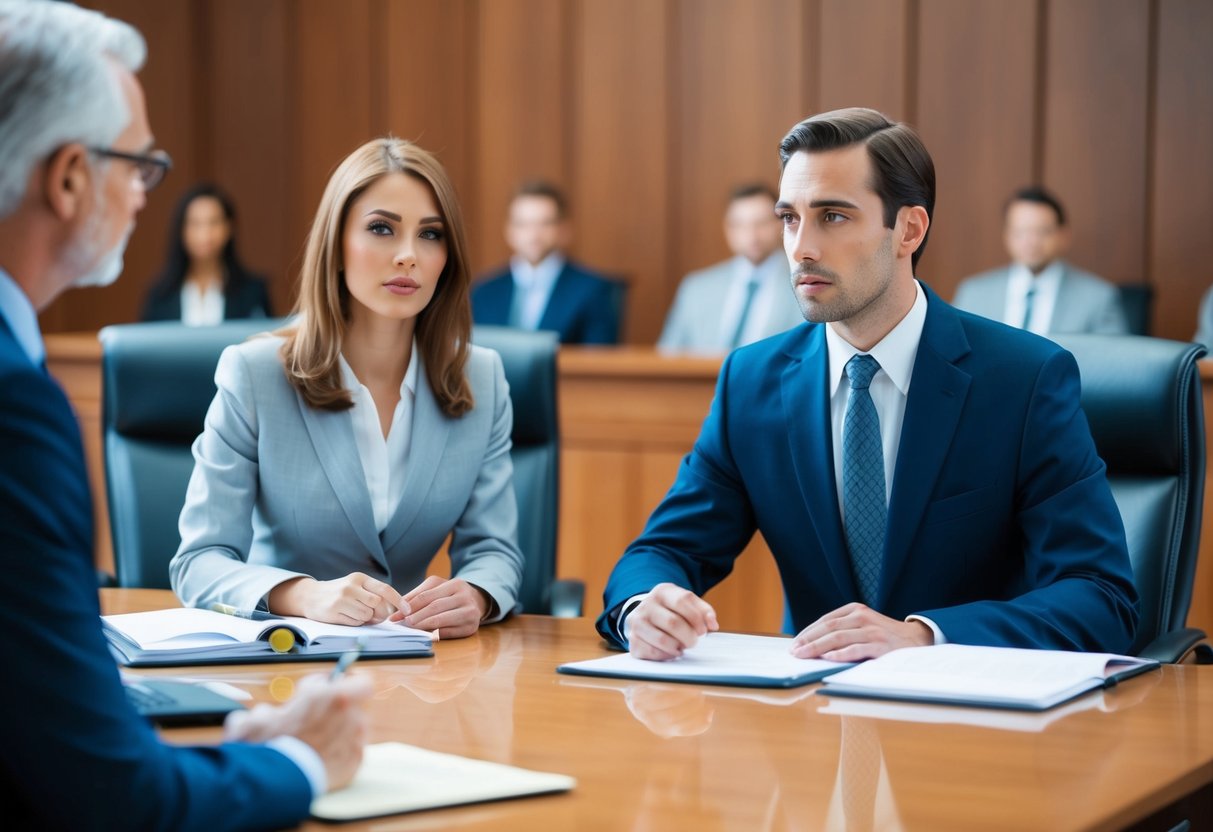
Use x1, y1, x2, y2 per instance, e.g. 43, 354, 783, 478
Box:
296, 389, 385, 563
1049, 264, 1077, 332
478, 276, 514, 326
538, 266, 574, 334
381, 358, 451, 553
880, 290, 972, 603
780, 326, 858, 600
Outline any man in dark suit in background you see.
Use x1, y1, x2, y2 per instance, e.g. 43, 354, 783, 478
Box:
0, 3, 370, 829
597, 108, 1137, 662
472, 181, 621, 344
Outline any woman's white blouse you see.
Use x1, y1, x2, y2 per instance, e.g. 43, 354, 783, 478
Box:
337, 344, 418, 532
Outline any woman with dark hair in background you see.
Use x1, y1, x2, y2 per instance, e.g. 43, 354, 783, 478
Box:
141, 183, 272, 324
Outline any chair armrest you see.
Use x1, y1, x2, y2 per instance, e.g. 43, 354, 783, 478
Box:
549, 578, 585, 618
1136, 627, 1212, 664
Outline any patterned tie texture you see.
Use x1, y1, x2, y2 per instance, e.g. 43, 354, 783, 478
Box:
842, 354, 885, 605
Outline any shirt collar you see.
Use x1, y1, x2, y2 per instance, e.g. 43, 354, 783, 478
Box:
733, 251, 785, 285
510, 252, 565, 292
826, 279, 927, 399
0, 267, 45, 366
338, 337, 419, 399
1008, 259, 1064, 293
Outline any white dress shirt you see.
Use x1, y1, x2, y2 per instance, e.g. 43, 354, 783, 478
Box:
716, 253, 785, 349
622, 280, 944, 644
0, 267, 44, 366
509, 253, 565, 331
1003, 261, 1063, 335
338, 342, 419, 533
825, 280, 942, 642
180, 280, 226, 327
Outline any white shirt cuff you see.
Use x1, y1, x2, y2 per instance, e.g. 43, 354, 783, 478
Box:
267, 735, 327, 797
906, 614, 946, 644
618, 593, 650, 643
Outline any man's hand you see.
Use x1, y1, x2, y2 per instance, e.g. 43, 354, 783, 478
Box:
224, 673, 373, 791
268, 572, 408, 625
389, 576, 491, 639
627, 583, 719, 661
790, 603, 932, 662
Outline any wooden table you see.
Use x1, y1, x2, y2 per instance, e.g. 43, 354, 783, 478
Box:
105, 589, 1213, 831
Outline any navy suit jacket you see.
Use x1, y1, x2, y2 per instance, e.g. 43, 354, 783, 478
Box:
472, 261, 621, 345
0, 318, 312, 830
141, 272, 272, 323
597, 285, 1139, 653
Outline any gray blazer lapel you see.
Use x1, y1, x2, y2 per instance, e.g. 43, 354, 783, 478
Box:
296, 390, 385, 562
381, 359, 451, 552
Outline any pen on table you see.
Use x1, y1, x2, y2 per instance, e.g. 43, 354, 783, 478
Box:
211, 602, 283, 621
330, 635, 369, 681
211, 603, 296, 654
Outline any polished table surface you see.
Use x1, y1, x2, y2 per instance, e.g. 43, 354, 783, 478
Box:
102, 590, 1213, 832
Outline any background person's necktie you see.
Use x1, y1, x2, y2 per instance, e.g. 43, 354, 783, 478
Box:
842, 354, 885, 605
1021, 284, 1036, 330
728, 277, 760, 349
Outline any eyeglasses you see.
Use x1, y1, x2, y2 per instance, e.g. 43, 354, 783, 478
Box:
87, 147, 173, 191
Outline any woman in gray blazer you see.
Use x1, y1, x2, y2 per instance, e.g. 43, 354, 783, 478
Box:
170, 138, 524, 638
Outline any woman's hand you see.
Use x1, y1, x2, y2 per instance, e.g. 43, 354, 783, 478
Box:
268, 572, 408, 625
389, 576, 492, 639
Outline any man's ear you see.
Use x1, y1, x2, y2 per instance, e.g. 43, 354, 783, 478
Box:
897, 205, 929, 260
41, 143, 91, 222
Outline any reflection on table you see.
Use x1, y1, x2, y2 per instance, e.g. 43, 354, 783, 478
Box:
102, 589, 1213, 832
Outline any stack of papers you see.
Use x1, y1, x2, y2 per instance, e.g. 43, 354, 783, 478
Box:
818, 644, 1159, 711
102, 607, 434, 666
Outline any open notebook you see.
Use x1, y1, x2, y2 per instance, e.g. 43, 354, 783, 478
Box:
102, 607, 433, 666
310, 743, 575, 821
817, 643, 1159, 711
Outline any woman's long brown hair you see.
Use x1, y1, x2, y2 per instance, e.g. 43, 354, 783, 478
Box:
278, 137, 474, 417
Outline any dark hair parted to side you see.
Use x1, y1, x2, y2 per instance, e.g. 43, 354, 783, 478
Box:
728, 182, 779, 204
1005, 185, 1067, 227
779, 107, 935, 269
512, 180, 569, 219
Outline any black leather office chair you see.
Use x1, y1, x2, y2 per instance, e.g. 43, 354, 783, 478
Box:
100, 320, 284, 588
1054, 334, 1211, 662
1118, 284, 1153, 336
473, 325, 583, 617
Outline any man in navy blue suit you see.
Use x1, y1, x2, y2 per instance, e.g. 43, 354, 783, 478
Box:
472, 181, 621, 344
597, 108, 1138, 662
0, 3, 371, 829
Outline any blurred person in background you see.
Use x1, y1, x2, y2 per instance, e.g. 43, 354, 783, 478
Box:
659, 183, 802, 353
952, 186, 1127, 335
142, 183, 272, 324
473, 180, 620, 344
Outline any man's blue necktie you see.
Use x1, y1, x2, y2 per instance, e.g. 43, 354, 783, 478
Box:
843, 354, 885, 605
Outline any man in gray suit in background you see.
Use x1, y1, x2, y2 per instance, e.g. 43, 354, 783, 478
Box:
952, 186, 1128, 335
659, 183, 803, 353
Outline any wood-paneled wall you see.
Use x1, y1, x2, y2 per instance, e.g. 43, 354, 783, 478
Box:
49, 0, 1213, 344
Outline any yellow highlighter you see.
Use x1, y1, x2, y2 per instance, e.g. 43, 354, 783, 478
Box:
211, 603, 297, 654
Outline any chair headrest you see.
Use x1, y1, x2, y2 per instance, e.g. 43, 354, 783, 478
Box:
100, 320, 283, 441
1050, 334, 1205, 474
472, 326, 559, 446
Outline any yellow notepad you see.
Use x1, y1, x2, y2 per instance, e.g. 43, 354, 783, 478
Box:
310, 742, 576, 821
